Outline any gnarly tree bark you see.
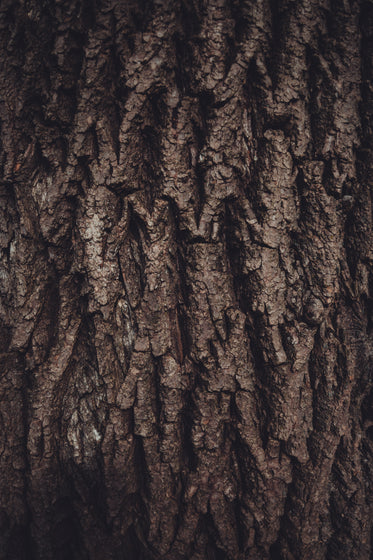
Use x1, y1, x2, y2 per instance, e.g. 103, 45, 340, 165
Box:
0, 0, 372, 558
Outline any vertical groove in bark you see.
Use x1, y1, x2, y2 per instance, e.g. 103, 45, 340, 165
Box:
0, 1, 372, 559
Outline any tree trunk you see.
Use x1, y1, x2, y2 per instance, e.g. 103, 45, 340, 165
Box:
0, 0, 372, 558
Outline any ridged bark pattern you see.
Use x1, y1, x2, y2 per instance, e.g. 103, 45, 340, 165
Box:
0, 1, 372, 559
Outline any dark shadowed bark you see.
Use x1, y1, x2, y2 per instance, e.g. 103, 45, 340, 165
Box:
0, 0, 372, 558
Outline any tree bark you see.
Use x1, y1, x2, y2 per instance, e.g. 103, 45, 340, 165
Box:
0, 0, 372, 558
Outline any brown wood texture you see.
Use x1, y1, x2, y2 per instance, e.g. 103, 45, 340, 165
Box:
0, 1, 372, 558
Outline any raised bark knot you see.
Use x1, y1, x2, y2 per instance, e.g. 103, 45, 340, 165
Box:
304, 296, 325, 326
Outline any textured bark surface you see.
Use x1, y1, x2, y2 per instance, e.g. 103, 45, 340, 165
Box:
0, 0, 372, 558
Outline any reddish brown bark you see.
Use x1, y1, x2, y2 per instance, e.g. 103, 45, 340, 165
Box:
0, 1, 372, 559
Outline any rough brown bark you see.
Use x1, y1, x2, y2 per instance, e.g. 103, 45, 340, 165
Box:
0, 0, 372, 558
